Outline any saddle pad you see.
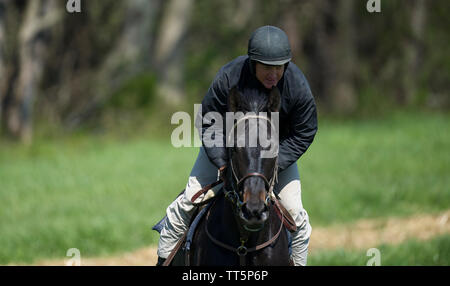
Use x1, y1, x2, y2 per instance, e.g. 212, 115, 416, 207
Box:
152, 215, 167, 234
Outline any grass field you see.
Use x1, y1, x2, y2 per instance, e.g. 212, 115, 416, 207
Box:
309, 234, 450, 266
0, 110, 449, 265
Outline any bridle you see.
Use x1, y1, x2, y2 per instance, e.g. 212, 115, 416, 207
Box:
203, 113, 283, 266
226, 114, 279, 215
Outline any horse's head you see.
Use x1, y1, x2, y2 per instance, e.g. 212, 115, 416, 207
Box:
226, 85, 280, 231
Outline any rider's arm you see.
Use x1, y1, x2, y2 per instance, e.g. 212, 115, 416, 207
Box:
195, 70, 229, 170
277, 71, 318, 172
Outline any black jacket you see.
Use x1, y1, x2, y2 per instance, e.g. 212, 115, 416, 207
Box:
196, 55, 318, 172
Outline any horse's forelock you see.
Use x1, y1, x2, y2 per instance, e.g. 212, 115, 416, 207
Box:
237, 87, 269, 113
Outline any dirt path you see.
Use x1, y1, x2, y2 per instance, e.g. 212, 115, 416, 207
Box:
29, 210, 450, 266
309, 210, 450, 251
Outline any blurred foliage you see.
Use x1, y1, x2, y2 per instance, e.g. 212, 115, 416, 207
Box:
108, 72, 157, 109
184, 0, 450, 114
0, 0, 449, 137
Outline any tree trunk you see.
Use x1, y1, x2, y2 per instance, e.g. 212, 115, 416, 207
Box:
280, 0, 302, 61
3, 0, 60, 143
97, 0, 160, 89
63, 0, 162, 128
0, 0, 6, 128
331, 0, 357, 113
313, 0, 357, 114
226, 0, 255, 29
401, 0, 426, 105
0, 0, 20, 138
154, 0, 194, 105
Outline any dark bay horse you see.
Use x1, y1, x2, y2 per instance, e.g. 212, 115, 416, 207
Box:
174, 86, 291, 266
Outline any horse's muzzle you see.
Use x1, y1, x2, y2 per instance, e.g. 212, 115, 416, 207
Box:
239, 201, 269, 232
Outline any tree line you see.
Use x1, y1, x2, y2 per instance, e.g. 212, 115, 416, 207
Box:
0, 0, 448, 143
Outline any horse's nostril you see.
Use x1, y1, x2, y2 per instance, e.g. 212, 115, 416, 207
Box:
242, 202, 267, 221
241, 203, 251, 219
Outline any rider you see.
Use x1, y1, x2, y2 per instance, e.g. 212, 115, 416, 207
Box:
157, 25, 318, 266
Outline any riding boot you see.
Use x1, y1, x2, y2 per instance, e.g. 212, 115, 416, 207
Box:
289, 210, 312, 266
156, 256, 166, 266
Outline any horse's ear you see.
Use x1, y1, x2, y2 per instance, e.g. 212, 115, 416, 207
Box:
268, 86, 281, 112
228, 86, 240, 112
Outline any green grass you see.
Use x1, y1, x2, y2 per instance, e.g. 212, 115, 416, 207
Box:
0, 110, 448, 264
0, 136, 198, 264
300, 110, 450, 226
308, 234, 450, 266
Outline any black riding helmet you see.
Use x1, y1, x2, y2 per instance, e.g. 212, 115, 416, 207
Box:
248, 25, 292, 72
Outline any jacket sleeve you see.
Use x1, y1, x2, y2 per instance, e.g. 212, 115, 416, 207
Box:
195, 70, 229, 169
277, 83, 318, 172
